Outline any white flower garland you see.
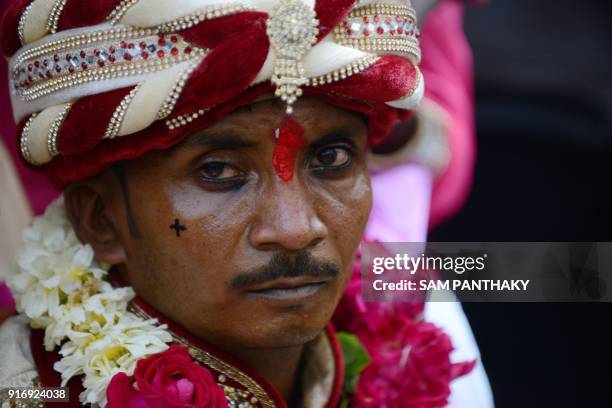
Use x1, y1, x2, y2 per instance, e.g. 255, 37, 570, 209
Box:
6, 197, 173, 406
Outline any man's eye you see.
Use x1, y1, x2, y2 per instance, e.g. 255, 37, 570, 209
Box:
199, 162, 243, 181
310, 146, 353, 170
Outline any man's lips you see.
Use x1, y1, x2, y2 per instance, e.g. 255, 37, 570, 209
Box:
243, 277, 331, 300
244, 276, 332, 292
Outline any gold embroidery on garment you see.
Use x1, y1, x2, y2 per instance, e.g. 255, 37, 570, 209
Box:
15, 28, 157, 66
104, 83, 142, 139
165, 108, 210, 130
107, 0, 141, 25
156, 4, 256, 33
156, 58, 202, 120
307, 55, 379, 86
20, 113, 38, 165
46, 0, 69, 34
12, 30, 206, 102
47, 103, 72, 156
334, 2, 421, 64
17, 2, 33, 46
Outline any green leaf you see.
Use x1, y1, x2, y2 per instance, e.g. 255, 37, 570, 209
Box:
338, 331, 371, 394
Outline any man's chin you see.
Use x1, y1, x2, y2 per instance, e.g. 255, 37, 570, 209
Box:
224, 309, 334, 350
239, 325, 325, 350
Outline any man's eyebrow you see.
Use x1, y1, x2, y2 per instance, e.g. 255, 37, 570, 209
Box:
309, 128, 364, 150
177, 132, 258, 150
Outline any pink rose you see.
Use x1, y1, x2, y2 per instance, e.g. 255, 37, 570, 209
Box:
354, 321, 475, 408
107, 345, 228, 408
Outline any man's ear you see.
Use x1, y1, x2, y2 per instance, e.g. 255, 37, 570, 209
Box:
64, 181, 127, 265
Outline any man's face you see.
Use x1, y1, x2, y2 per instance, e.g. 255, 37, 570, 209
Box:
91, 97, 371, 352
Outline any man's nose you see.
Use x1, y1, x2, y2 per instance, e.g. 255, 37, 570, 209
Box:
249, 179, 328, 252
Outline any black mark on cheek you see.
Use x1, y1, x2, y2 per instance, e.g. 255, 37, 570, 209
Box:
111, 163, 143, 239
170, 218, 187, 237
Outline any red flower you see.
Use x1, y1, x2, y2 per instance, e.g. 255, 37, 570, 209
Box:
107, 345, 228, 408
354, 320, 475, 408
333, 250, 475, 407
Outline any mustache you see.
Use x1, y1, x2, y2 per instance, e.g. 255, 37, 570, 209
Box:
230, 251, 340, 291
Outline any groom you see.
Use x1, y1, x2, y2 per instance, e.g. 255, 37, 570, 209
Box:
0, 0, 475, 406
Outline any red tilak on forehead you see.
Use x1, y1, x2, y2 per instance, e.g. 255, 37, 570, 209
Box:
272, 117, 305, 182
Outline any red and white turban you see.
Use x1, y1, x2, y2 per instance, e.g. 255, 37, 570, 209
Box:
1, 0, 423, 187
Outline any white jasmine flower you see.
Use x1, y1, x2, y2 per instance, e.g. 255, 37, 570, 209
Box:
59, 313, 171, 406
8, 197, 173, 407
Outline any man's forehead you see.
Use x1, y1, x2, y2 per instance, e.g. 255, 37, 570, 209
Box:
178, 123, 364, 152
176, 99, 367, 151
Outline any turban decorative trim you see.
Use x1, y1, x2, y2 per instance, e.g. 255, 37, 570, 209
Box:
12, 31, 206, 102
334, 3, 420, 64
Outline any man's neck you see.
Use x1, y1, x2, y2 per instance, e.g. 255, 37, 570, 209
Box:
224, 344, 305, 402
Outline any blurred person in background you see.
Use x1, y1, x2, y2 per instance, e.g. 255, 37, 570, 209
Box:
432, 0, 612, 406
